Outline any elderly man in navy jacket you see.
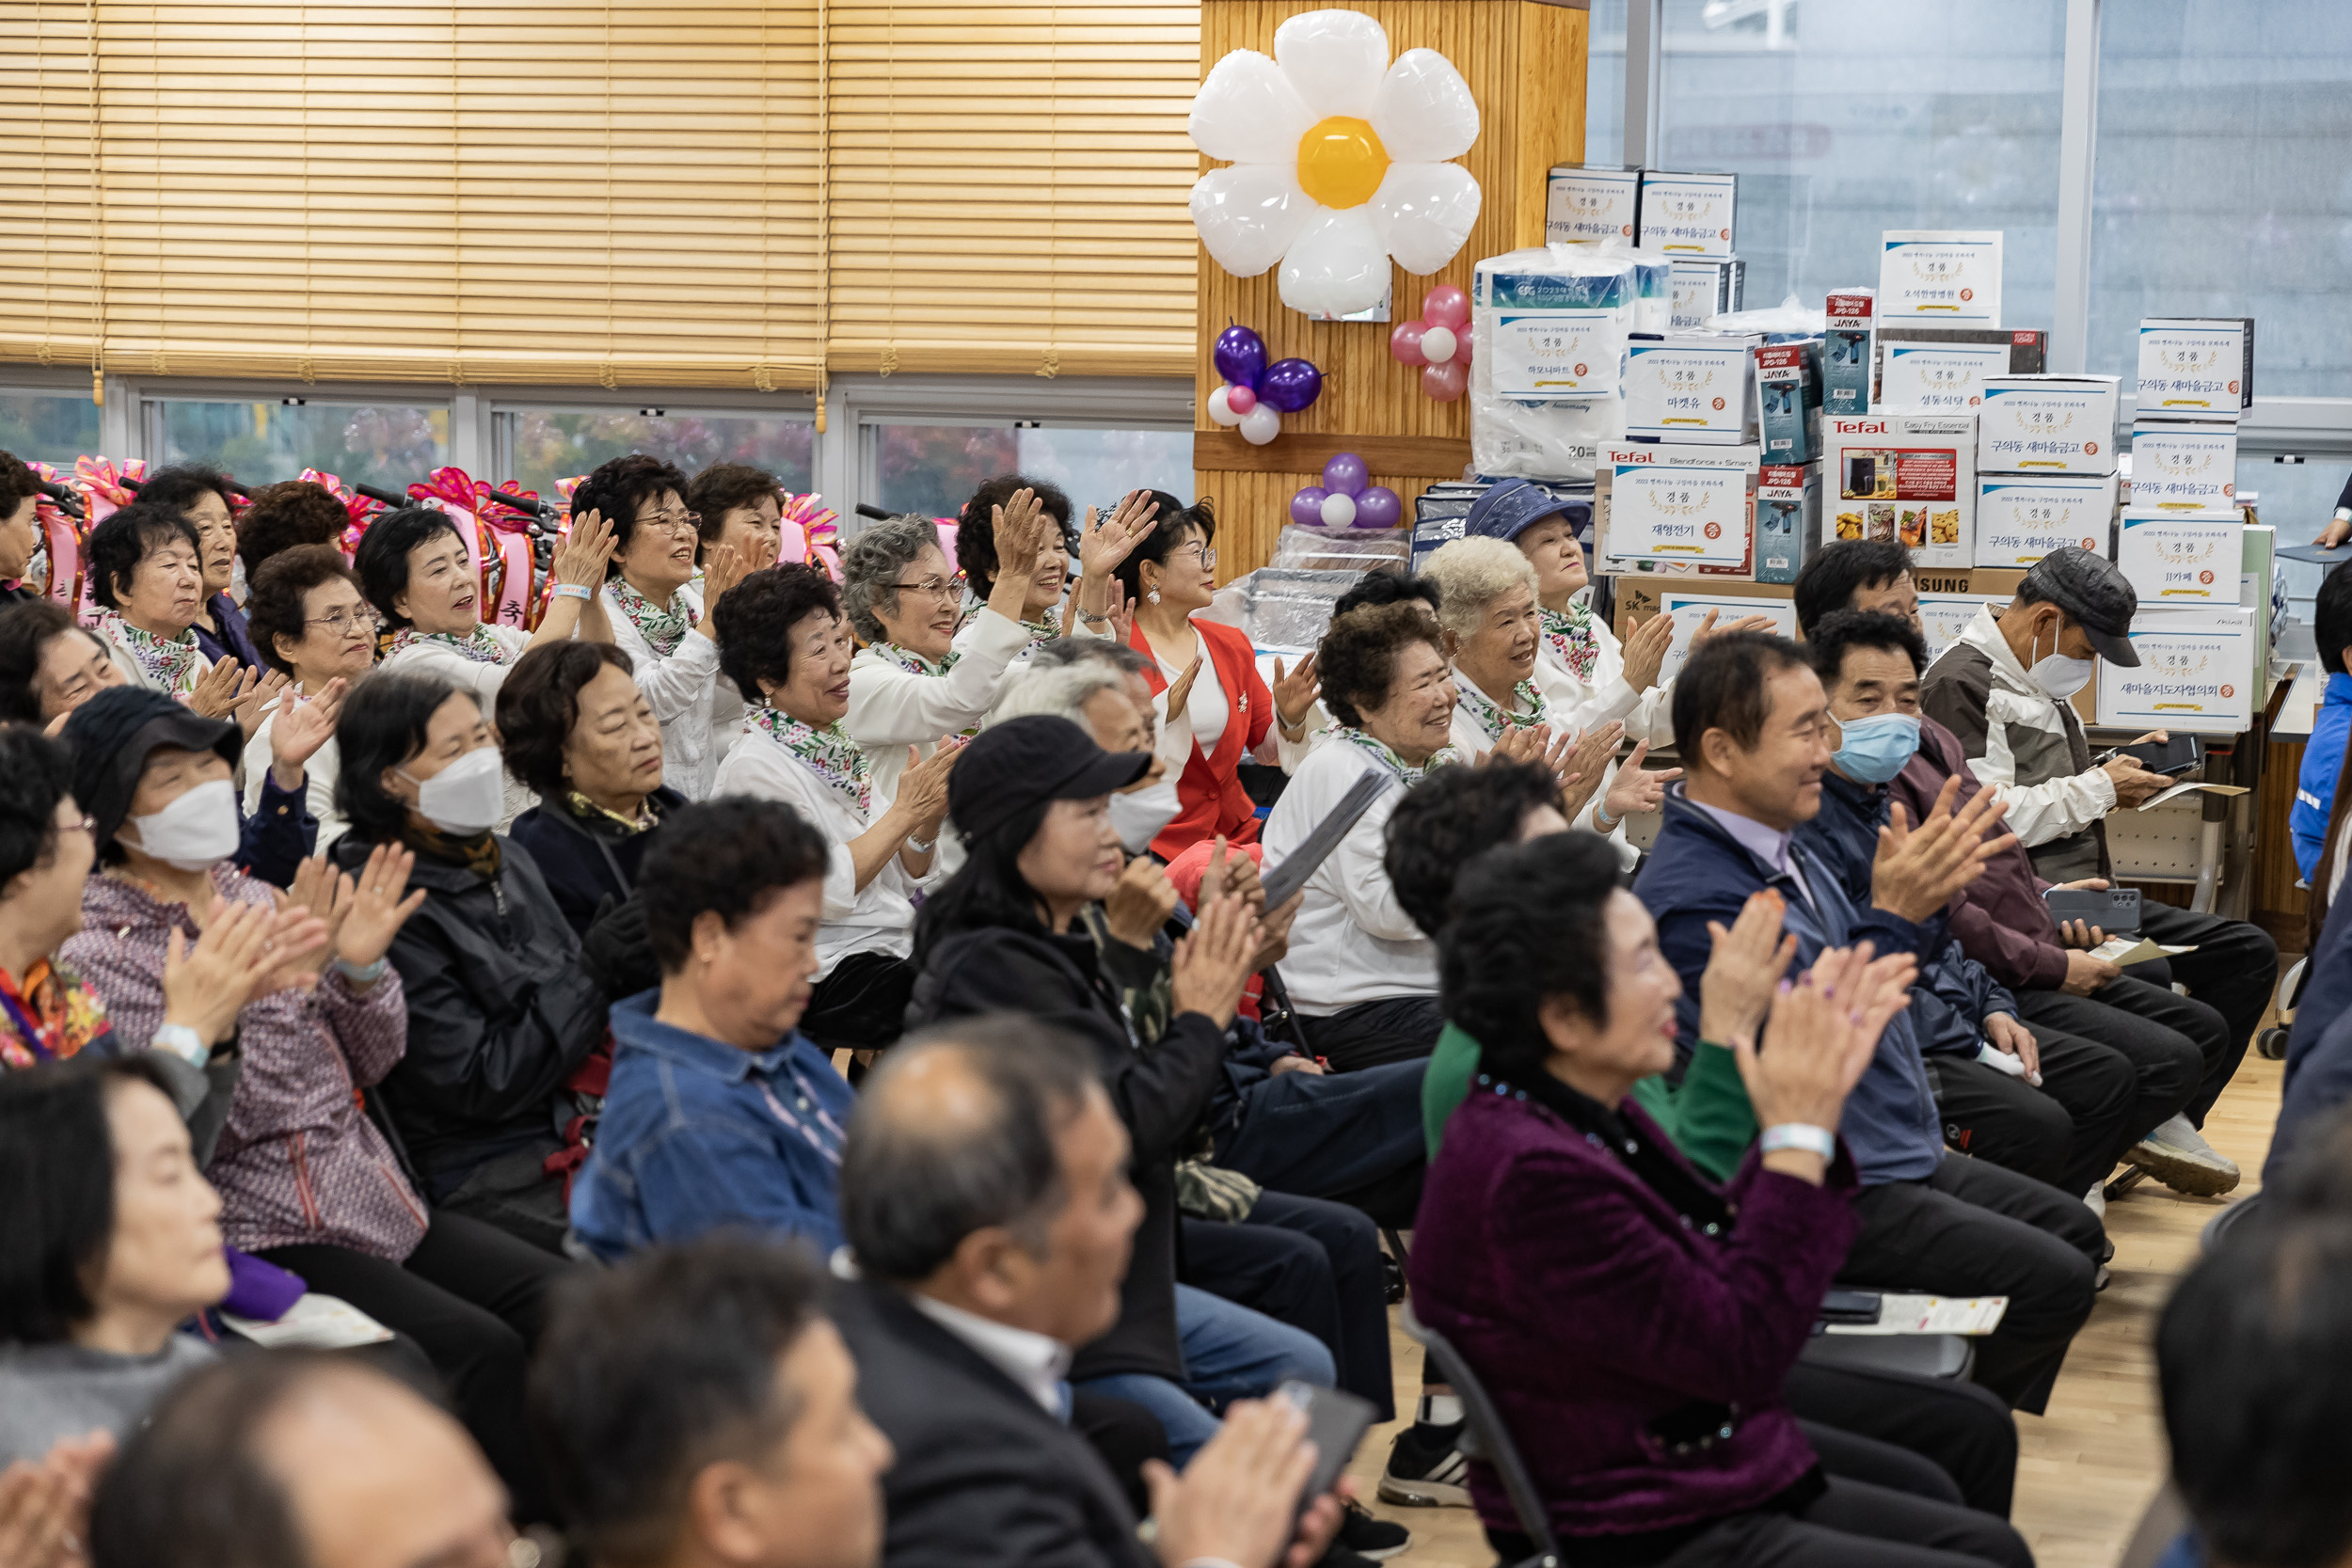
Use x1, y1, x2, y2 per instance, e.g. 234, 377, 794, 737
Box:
1635, 631, 2102, 1414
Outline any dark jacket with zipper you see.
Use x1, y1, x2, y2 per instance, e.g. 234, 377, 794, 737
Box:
332, 832, 607, 1201
904, 921, 1229, 1384
506, 786, 685, 942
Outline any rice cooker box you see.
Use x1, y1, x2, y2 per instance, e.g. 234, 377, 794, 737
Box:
1823, 413, 1977, 568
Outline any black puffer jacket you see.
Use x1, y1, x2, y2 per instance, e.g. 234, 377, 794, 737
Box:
332, 832, 607, 1201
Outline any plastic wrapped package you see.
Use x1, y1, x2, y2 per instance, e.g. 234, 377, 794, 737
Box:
1268, 523, 1410, 573
1704, 293, 1827, 339
1595, 236, 1675, 334
1470, 244, 1637, 482
1205, 567, 1369, 653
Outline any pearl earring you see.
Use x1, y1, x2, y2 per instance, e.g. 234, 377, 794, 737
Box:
1147, 587, 1162, 604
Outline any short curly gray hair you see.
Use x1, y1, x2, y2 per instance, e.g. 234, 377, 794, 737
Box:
841, 515, 946, 643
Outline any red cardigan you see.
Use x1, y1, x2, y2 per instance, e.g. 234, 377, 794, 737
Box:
1130, 617, 1271, 860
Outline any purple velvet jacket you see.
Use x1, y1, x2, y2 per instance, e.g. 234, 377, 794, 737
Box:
1408, 1084, 1861, 1543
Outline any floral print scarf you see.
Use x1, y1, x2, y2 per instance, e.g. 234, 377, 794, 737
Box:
1332, 725, 1459, 784
1454, 674, 1549, 746
610, 578, 697, 658
1540, 601, 1602, 686
385, 624, 511, 666
751, 705, 872, 815
90, 610, 200, 694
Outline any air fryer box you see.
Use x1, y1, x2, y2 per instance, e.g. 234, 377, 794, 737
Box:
1824, 413, 1977, 567
2136, 318, 2255, 419
1596, 443, 1760, 580
1823, 290, 1875, 416
2113, 509, 2245, 607
1756, 344, 1821, 464
1978, 375, 2122, 476
1669, 258, 1744, 329
1623, 334, 1761, 444
1973, 474, 2122, 567
1636, 171, 1738, 257
1546, 165, 1643, 245
1753, 462, 1822, 585
1875, 328, 2049, 412
2127, 420, 2239, 512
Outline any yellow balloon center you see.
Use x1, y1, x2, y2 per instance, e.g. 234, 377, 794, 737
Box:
1295, 116, 1391, 210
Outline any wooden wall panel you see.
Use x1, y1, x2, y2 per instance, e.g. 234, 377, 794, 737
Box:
1193, 1, 1590, 579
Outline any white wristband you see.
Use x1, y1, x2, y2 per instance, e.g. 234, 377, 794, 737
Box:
151, 1022, 209, 1068
551, 582, 593, 601
334, 956, 389, 986
1758, 1123, 1838, 1161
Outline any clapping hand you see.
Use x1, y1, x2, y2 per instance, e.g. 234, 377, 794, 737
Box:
553, 511, 619, 589
1080, 489, 1160, 583
1165, 652, 1206, 722
0, 1431, 115, 1568
697, 543, 751, 613
333, 843, 427, 973
1869, 775, 2015, 923
895, 738, 963, 833
186, 658, 258, 722
164, 896, 329, 1040
1698, 889, 1798, 1050
231, 668, 292, 739
1146, 1398, 1344, 1568
1599, 737, 1679, 825
1168, 882, 1263, 1030
267, 677, 348, 787
1556, 721, 1626, 821
1619, 610, 1677, 693
1104, 855, 1180, 950
1270, 652, 1320, 734
1736, 942, 1917, 1181
1689, 609, 1778, 651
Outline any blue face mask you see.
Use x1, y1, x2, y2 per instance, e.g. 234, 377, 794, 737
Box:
1833, 711, 1922, 784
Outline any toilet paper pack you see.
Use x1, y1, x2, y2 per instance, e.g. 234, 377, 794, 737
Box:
1471, 246, 1641, 481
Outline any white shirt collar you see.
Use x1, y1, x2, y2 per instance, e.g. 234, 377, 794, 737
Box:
910, 1293, 1073, 1416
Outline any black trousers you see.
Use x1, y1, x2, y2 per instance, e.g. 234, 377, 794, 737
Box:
1838, 1153, 2101, 1416
1928, 1029, 2137, 1197
1489, 1476, 2032, 1568
1295, 995, 1448, 1072
1213, 1058, 1427, 1222
259, 1210, 576, 1524
1180, 1188, 1392, 1422
2011, 982, 2206, 1149
1785, 1361, 2019, 1520
2131, 901, 2277, 1125
1071, 1388, 1169, 1520
802, 949, 919, 1053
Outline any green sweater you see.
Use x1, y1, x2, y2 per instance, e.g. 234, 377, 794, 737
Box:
1421, 1022, 1758, 1181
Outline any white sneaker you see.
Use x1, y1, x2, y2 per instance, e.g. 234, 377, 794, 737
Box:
2125, 1114, 2241, 1196
2083, 1182, 2107, 1220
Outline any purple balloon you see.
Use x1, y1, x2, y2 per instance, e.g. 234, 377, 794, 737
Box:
1321, 451, 1369, 499
1289, 486, 1331, 528
1213, 325, 1267, 391
1258, 356, 1324, 414
1354, 485, 1403, 530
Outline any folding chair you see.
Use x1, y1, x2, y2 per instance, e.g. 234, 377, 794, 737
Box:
1399, 1303, 1565, 1568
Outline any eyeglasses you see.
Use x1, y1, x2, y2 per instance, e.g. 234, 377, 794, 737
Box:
56, 816, 95, 837
1171, 543, 1218, 568
638, 509, 704, 537
888, 577, 962, 603
304, 609, 372, 633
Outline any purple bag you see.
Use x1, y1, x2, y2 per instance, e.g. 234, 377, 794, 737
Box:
220, 1246, 307, 1322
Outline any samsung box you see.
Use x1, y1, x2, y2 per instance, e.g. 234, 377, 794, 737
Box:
1669, 258, 1745, 329
1824, 413, 1978, 567
1756, 344, 1821, 464
2136, 318, 2255, 420
1753, 462, 1822, 585
2096, 608, 2257, 734
1974, 474, 2122, 567
1546, 166, 1643, 245
1978, 375, 2122, 476
2128, 420, 2239, 512
1878, 231, 2004, 327
1823, 291, 1875, 417
1624, 334, 1760, 443
1637, 171, 1738, 257
1875, 328, 2049, 412
2114, 509, 2244, 607
1596, 443, 1760, 579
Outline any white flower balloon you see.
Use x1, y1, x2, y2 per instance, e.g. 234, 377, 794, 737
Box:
1187, 9, 1482, 318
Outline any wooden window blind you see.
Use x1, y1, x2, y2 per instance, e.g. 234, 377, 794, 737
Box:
1, 5, 105, 393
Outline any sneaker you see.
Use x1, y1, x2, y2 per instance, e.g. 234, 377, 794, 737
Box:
1378, 1421, 1470, 1509
2125, 1114, 2241, 1197
2083, 1181, 2106, 1220
1337, 1499, 1412, 1560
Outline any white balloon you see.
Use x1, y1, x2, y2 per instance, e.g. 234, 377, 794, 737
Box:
1273, 8, 1390, 118
1369, 162, 1483, 275
1188, 48, 1316, 162
1277, 206, 1391, 318
1239, 404, 1283, 446
1206, 385, 1244, 427
1420, 325, 1457, 366
1188, 165, 1311, 279
1370, 49, 1481, 163
1320, 491, 1359, 527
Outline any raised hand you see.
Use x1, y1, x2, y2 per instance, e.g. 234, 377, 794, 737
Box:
1869, 776, 2016, 923
1698, 888, 1798, 1050
554, 510, 618, 589
1271, 651, 1320, 733
1079, 489, 1159, 582
697, 543, 749, 611
1600, 737, 1679, 825
1165, 652, 1206, 721
1556, 720, 1625, 821
1480, 721, 1551, 769
163, 896, 324, 1044
268, 677, 348, 780
895, 738, 963, 833
1620, 610, 1677, 693
1104, 855, 1180, 950
1168, 888, 1261, 1028
334, 842, 428, 973
1690, 610, 1778, 651
1145, 1398, 1323, 1568
233, 668, 293, 738
185, 658, 256, 721
1735, 941, 1917, 1181
1103, 578, 1136, 645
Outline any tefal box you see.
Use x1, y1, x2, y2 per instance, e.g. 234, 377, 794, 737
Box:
1824, 413, 1978, 566
1973, 475, 2120, 567
1624, 335, 1761, 443
1822, 290, 1875, 416
1596, 443, 1760, 579
2127, 420, 2239, 512
1669, 257, 1744, 329
1637, 171, 1738, 257
1756, 344, 1821, 465
2114, 510, 2244, 607
2096, 608, 2258, 735
1546, 165, 1643, 245
1875, 328, 2049, 412
1977, 375, 2122, 476
1878, 231, 2004, 327
1753, 462, 1822, 585
2136, 318, 2255, 420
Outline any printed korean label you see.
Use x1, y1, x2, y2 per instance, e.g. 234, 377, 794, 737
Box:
2129, 425, 2238, 511
1489, 310, 1618, 399
2098, 611, 2254, 731
1979, 388, 2114, 471
1669, 263, 1727, 329
2116, 514, 2241, 604
1974, 480, 2113, 566
1638, 173, 1737, 257
1659, 594, 1798, 677
1607, 464, 1751, 565
1879, 343, 2010, 412
1625, 343, 1751, 436
1878, 232, 2003, 326
1546, 168, 1640, 245
1915, 594, 2005, 664
2137, 324, 2246, 415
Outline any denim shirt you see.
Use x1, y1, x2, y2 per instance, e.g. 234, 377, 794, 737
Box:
569, 990, 854, 1263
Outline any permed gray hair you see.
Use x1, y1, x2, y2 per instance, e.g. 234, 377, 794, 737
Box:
840, 514, 945, 643
988, 657, 1131, 729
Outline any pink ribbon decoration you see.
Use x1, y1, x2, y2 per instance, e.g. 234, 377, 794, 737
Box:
70, 455, 146, 617
781, 492, 842, 580
478, 503, 538, 631
23, 460, 79, 605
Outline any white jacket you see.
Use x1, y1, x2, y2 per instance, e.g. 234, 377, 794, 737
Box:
1258, 738, 1433, 1016
604, 579, 735, 801
1529, 610, 1676, 747
1447, 669, 1637, 872
850, 607, 1036, 806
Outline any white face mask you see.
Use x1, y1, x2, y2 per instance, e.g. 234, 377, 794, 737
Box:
402, 746, 506, 836
124, 777, 241, 871
2026, 614, 2095, 701
1107, 774, 1183, 855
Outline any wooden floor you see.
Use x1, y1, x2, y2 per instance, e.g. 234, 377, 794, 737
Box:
1345, 1047, 2286, 1568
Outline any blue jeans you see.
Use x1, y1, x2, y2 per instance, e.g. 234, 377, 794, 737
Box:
1078, 1284, 1335, 1465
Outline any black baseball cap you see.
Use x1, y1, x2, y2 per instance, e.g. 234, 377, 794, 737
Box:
2021, 546, 2140, 668
950, 715, 1153, 843
59, 686, 243, 847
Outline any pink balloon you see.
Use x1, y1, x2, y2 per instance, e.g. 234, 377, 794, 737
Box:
1422, 360, 1468, 402
1225, 382, 1257, 415
1457, 330, 1473, 365
1423, 284, 1470, 331
1389, 319, 1429, 367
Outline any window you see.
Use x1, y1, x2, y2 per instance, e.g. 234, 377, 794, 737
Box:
1653, 0, 2065, 325
1584, 0, 1629, 168
499, 409, 817, 497
150, 399, 450, 492
868, 424, 1196, 523
0, 392, 102, 470
2090, 0, 2352, 396
2242, 451, 2352, 620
